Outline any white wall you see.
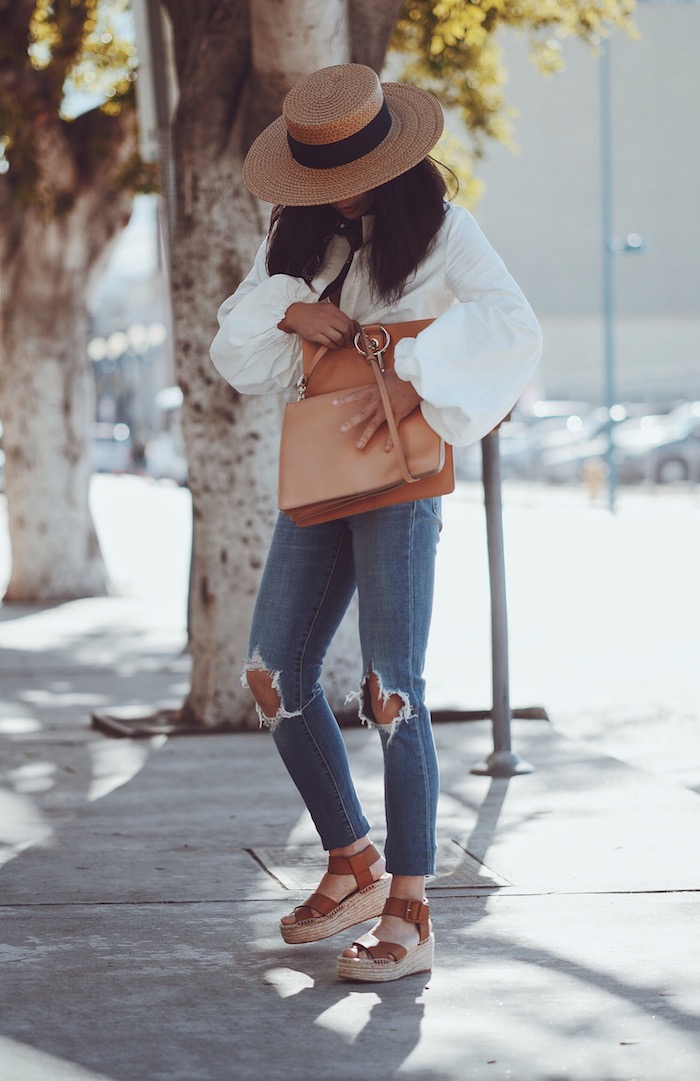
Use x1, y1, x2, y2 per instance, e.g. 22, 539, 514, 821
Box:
471, 3, 700, 404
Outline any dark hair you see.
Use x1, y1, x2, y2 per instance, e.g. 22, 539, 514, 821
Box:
266, 158, 448, 305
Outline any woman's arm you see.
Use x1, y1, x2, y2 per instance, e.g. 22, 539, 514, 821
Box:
393, 206, 542, 446
209, 240, 318, 394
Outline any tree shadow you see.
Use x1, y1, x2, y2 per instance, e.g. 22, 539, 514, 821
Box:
438, 933, 700, 1042
2, 726, 699, 1081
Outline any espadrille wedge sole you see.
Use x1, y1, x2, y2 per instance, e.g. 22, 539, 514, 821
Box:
280, 874, 390, 944
336, 896, 433, 983
280, 843, 389, 944
337, 931, 434, 982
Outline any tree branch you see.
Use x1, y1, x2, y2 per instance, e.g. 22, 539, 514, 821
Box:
0, 0, 36, 50
347, 0, 404, 72
66, 103, 135, 196
43, 0, 93, 105
162, 0, 251, 157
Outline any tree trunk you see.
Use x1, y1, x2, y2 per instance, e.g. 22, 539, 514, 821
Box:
1, 227, 104, 601
0, 110, 135, 602
164, 0, 403, 728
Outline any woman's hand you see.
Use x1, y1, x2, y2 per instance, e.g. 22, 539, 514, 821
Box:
333, 371, 422, 451
280, 301, 356, 349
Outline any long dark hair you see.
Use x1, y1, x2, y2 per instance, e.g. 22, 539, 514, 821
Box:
266, 158, 449, 305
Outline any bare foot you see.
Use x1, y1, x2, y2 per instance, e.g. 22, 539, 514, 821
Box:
340, 912, 422, 959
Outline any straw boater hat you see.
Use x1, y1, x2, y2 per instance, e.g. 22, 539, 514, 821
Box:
242, 63, 444, 207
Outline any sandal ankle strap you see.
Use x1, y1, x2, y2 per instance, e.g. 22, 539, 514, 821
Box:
383, 896, 430, 940
327, 843, 381, 890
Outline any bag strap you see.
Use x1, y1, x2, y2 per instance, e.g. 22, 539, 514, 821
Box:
297, 324, 425, 485
299, 342, 331, 391
297, 321, 384, 390
356, 326, 420, 485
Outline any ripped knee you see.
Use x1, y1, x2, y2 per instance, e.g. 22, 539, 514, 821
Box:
242, 651, 300, 729
245, 668, 282, 720
367, 671, 405, 727
346, 668, 414, 741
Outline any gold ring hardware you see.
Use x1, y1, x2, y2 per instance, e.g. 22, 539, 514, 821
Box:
353, 325, 390, 358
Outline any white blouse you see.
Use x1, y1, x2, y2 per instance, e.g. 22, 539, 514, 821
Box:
210, 203, 542, 446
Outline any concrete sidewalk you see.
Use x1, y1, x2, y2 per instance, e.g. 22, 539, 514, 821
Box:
1, 479, 699, 1080
1, 597, 700, 1081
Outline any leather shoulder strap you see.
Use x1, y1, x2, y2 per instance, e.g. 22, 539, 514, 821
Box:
356, 325, 422, 486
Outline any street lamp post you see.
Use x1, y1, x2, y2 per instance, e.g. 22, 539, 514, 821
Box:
470, 429, 536, 778
599, 38, 647, 513
599, 37, 617, 513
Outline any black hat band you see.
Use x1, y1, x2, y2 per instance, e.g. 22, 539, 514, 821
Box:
286, 98, 392, 170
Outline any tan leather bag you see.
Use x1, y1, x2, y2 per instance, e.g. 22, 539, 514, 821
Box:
278, 319, 455, 527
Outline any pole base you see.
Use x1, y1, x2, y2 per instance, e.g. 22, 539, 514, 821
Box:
470, 751, 536, 778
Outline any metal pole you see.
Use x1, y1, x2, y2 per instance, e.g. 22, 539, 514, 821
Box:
471, 430, 534, 777
600, 38, 618, 514
146, 0, 177, 255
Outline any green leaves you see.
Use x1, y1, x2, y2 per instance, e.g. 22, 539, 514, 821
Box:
0, 0, 137, 206
392, 0, 636, 192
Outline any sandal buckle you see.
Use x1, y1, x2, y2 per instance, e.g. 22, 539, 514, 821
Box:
404, 899, 427, 923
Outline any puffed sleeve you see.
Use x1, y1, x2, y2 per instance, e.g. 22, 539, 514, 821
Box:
210, 239, 318, 394
393, 206, 542, 446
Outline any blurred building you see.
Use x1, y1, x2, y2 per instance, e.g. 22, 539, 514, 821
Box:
88, 194, 173, 440
473, 2, 700, 406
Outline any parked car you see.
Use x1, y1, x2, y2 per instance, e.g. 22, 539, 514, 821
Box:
537, 413, 668, 484
454, 419, 539, 482
618, 407, 700, 484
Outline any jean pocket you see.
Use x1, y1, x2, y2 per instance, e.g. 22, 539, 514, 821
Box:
428, 496, 443, 528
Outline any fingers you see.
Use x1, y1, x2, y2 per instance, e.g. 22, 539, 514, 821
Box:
284, 302, 356, 347
312, 326, 347, 348
341, 408, 392, 451
326, 322, 352, 348
312, 304, 355, 349
334, 389, 382, 448
333, 385, 396, 450
324, 355, 422, 452
340, 405, 380, 440
333, 386, 373, 405
354, 417, 384, 450
329, 320, 356, 349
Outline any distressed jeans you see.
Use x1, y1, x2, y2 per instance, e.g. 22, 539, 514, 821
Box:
244, 498, 442, 876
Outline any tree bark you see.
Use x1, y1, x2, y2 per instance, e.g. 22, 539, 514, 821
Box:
0, 108, 135, 601
164, 0, 401, 727
348, 0, 405, 75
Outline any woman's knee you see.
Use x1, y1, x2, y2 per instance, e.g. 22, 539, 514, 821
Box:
245, 667, 283, 719
367, 670, 408, 726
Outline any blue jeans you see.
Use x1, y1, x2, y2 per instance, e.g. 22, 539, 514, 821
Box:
244, 498, 442, 876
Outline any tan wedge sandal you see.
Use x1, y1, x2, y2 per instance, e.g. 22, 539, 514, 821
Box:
336, 896, 434, 982
280, 843, 390, 944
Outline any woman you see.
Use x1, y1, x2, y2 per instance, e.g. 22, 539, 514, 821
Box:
210, 64, 541, 983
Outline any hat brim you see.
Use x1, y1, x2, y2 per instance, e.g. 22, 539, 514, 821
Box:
242, 83, 444, 207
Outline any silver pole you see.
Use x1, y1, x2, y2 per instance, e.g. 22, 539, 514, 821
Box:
600, 38, 618, 514
471, 430, 534, 777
